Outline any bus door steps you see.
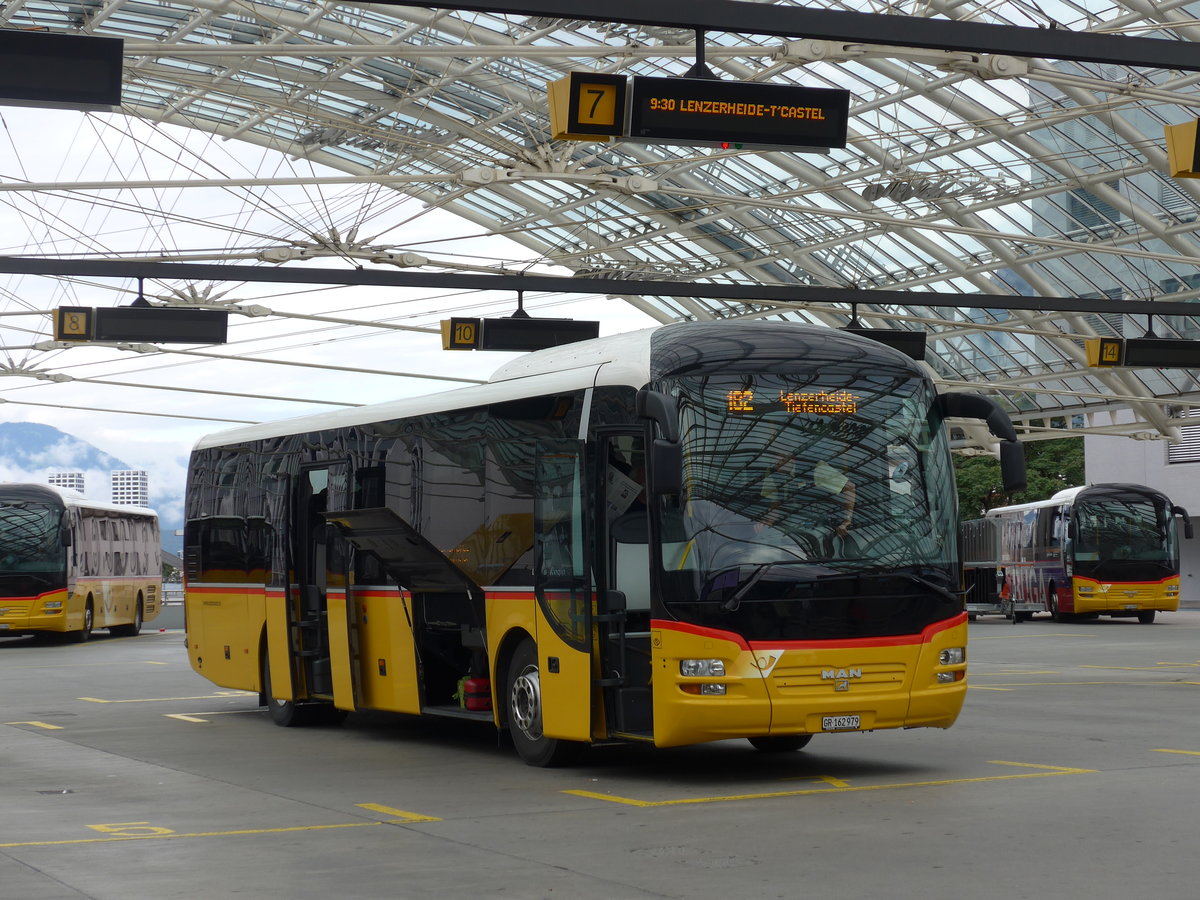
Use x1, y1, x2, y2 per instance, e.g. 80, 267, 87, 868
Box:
421, 704, 495, 723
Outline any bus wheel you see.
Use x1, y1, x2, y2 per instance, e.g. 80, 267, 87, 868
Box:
1049, 591, 1064, 623
506, 638, 581, 767
69, 600, 94, 643
111, 598, 143, 637
748, 735, 812, 753
261, 647, 303, 727
1137, 611, 1156, 624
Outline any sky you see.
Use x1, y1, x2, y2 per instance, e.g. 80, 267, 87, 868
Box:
0, 105, 660, 525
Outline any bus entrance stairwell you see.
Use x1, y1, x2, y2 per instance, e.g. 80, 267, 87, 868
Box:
596, 431, 654, 738
269, 464, 355, 721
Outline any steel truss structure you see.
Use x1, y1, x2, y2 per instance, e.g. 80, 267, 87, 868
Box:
2, 0, 1200, 447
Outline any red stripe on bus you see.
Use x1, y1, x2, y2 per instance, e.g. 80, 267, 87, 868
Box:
650, 613, 967, 651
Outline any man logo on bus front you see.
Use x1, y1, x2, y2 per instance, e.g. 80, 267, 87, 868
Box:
823, 667, 863, 690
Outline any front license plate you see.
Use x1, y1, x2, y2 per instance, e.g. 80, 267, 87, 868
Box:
822, 714, 860, 731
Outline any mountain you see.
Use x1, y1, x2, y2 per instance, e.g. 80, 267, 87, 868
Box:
0, 422, 183, 553
0, 422, 131, 472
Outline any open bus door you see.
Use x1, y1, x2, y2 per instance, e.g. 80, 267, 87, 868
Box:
594, 430, 654, 739
263, 463, 353, 723
531, 439, 594, 746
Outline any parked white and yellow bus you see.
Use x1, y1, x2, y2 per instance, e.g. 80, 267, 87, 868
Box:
184, 321, 1025, 765
986, 483, 1192, 623
0, 483, 161, 641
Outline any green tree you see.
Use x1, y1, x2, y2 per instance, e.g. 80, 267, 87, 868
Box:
954, 435, 1084, 521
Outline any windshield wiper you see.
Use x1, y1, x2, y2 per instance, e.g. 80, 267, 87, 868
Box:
900, 572, 965, 604
721, 564, 771, 613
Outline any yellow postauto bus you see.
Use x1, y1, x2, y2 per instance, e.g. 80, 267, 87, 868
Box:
987, 483, 1192, 624
0, 483, 161, 641
183, 321, 1025, 765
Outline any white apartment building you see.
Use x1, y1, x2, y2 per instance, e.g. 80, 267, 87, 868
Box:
47, 471, 85, 493
111, 469, 149, 506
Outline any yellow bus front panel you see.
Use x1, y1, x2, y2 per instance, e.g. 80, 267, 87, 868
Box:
650, 616, 968, 748
0, 588, 71, 633
1072, 575, 1181, 614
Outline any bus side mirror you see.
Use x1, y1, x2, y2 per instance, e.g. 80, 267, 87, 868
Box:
636, 389, 679, 443
937, 391, 1026, 492
1174, 505, 1194, 539
1000, 441, 1027, 493
60, 523, 72, 547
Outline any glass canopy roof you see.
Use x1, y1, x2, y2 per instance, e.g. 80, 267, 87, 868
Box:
2, 0, 1200, 449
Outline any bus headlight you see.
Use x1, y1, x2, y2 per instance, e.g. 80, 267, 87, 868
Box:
939, 647, 965, 666
1167, 585, 1180, 594
1077, 585, 1095, 594
680, 658, 725, 677
43, 601, 63, 611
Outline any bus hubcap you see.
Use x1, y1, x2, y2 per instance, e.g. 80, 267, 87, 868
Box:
511, 665, 543, 739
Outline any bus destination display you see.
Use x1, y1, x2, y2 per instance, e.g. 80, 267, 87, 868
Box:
728, 389, 861, 415
629, 76, 850, 149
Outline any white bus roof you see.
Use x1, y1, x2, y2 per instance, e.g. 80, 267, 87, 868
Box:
194, 327, 657, 451
0, 482, 158, 519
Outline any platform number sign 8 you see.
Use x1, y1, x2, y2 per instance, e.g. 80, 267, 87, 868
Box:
54, 306, 94, 342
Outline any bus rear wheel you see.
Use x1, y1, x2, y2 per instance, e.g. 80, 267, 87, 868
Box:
505, 638, 581, 767
111, 597, 143, 637
748, 735, 813, 753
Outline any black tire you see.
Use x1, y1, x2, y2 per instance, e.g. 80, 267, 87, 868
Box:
1049, 589, 1065, 623
68, 599, 94, 643
505, 638, 582, 767
260, 644, 346, 727
748, 734, 813, 753
262, 645, 304, 727
111, 597, 143, 637
1137, 610, 1156, 624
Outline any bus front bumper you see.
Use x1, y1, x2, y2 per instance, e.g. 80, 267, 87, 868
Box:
649, 618, 969, 748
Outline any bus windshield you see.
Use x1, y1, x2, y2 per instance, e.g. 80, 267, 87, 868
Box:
0, 501, 67, 590
657, 367, 960, 640
1072, 493, 1178, 579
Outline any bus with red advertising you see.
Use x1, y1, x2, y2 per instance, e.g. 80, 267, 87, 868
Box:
182, 321, 1025, 765
986, 483, 1192, 623
0, 483, 161, 641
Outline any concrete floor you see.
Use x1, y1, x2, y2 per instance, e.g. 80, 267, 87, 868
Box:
2, 611, 1199, 900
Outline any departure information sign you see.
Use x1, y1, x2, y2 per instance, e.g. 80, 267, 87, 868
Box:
728, 390, 861, 415
628, 76, 850, 149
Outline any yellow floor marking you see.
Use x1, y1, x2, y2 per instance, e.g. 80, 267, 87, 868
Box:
1081, 663, 1200, 670
80, 691, 254, 703
1153, 748, 1200, 757
782, 775, 851, 788
972, 670, 1059, 676
971, 633, 1094, 640
563, 760, 1096, 807
165, 710, 262, 723
4, 721, 63, 730
967, 686, 1013, 691
0, 822, 382, 849
356, 803, 442, 823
